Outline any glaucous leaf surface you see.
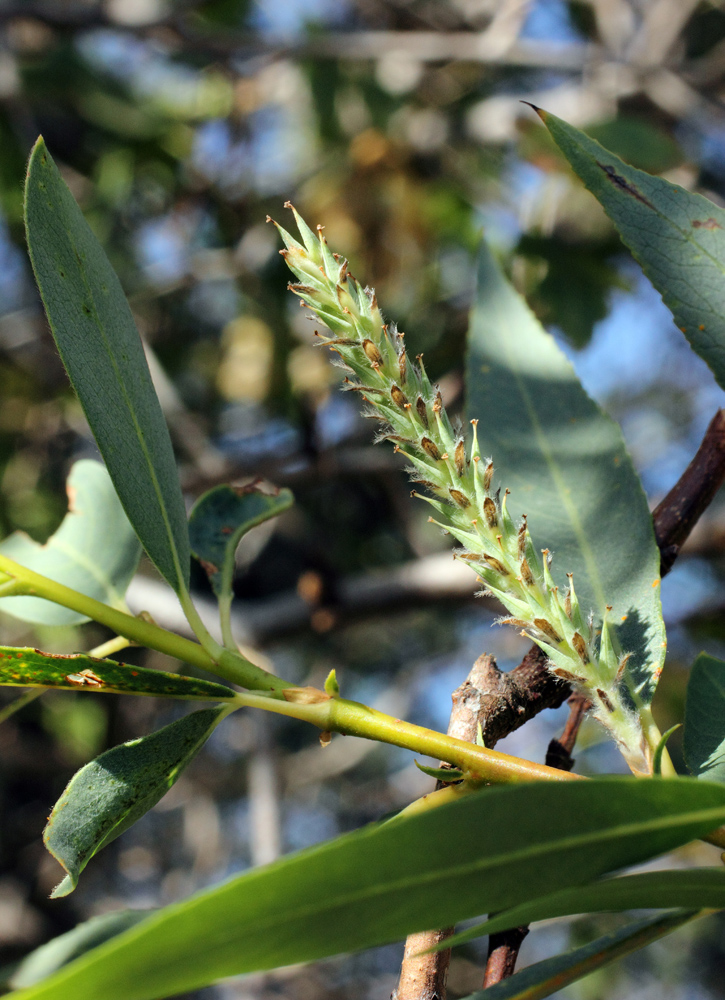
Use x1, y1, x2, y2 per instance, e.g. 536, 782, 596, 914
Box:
459, 910, 698, 1000
15, 778, 725, 999
443, 867, 725, 944
0, 460, 140, 626
538, 108, 725, 392
24, 139, 190, 593
467, 244, 665, 702
44, 706, 228, 898
0, 646, 234, 700
684, 653, 725, 781
188, 483, 293, 597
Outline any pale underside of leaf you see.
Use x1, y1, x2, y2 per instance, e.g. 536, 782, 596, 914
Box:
466, 243, 665, 702
0, 460, 140, 626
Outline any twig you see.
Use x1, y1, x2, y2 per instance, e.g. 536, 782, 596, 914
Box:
481, 691, 591, 988
482, 925, 530, 988
653, 409, 725, 575
392, 651, 569, 1000
545, 693, 591, 772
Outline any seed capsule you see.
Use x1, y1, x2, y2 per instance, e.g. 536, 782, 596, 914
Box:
520, 557, 535, 586
483, 497, 498, 528
572, 632, 590, 664
398, 350, 407, 385
517, 517, 528, 559
454, 440, 466, 477
421, 437, 442, 461
362, 339, 382, 366
552, 667, 587, 683
449, 489, 470, 508
483, 463, 494, 492
564, 590, 572, 619
416, 397, 429, 428
483, 555, 507, 574
533, 618, 562, 643
597, 688, 615, 713
390, 385, 409, 409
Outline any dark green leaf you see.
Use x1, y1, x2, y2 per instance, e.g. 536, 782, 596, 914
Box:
442, 867, 725, 945
0, 646, 234, 700
24, 139, 190, 593
458, 910, 699, 1000
44, 706, 229, 897
15, 778, 725, 999
188, 483, 293, 597
537, 108, 725, 391
10, 911, 149, 990
684, 652, 725, 781
0, 460, 141, 626
466, 243, 664, 704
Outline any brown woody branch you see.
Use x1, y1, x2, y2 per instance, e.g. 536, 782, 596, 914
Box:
392, 651, 569, 1000
653, 408, 725, 575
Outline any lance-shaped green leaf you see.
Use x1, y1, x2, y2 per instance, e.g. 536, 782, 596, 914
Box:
0, 646, 234, 700
24, 139, 190, 593
188, 483, 293, 597
440, 867, 725, 945
467, 243, 665, 704
0, 460, 141, 626
9, 911, 148, 990
684, 652, 725, 781
44, 705, 229, 897
14, 778, 725, 999
536, 107, 725, 391
457, 910, 701, 1000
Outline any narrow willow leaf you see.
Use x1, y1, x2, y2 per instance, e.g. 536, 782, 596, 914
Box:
537, 108, 725, 391
188, 483, 293, 597
14, 778, 725, 999
442, 867, 725, 945
25, 139, 190, 593
684, 653, 725, 781
0, 646, 234, 700
467, 244, 665, 704
10, 911, 148, 990
457, 910, 700, 1000
44, 706, 228, 897
0, 460, 141, 626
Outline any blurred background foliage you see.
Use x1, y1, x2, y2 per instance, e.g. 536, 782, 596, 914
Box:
3, 1, 725, 998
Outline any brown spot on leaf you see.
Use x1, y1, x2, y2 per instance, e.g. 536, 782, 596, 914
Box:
692, 218, 721, 229
596, 162, 655, 209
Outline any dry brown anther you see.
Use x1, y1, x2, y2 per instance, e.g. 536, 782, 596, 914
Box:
483, 497, 498, 528
421, 437, 442, 461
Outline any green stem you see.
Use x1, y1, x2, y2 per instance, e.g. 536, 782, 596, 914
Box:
218, 592, 236, 651
230, 691, 581, 785
89, 635, 132, 659
0, 552, 289, 694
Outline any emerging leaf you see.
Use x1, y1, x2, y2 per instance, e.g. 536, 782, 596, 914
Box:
0, 646, 235, 700
44, 706, 229, 897
0, 460, 140, 626
24, 139, 190, 594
